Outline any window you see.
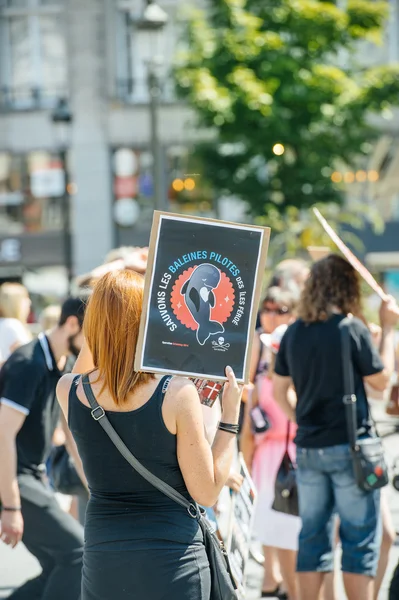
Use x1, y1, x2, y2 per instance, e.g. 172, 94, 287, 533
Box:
112, 143, 212, 247
115, 0, 185, 103
0, 0, 67, 110
0, 151, 65, 233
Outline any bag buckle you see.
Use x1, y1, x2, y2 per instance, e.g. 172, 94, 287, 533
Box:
187, 504, 199, 519
343, 394, 356, 405
91, 406, 105, 421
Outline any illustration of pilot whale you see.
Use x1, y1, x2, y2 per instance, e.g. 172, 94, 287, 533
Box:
181, 264, 224, 345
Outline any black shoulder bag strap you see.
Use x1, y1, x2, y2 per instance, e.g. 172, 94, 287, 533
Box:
339, 318, 388, 492
81, 374, 200, 519
285, 420, 291, 453
339, 317, 358, 449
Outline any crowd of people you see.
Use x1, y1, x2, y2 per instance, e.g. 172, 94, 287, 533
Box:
0, 245, 399, 600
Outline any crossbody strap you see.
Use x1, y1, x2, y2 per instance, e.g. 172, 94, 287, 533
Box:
339, 318, 358, 449
252, 331, 264, 406
81, 374, 200, 519
285, 421, 291, 452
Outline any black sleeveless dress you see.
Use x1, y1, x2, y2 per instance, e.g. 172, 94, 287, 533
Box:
68, 376, 211, 600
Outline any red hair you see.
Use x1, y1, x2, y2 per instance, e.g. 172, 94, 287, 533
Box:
83, 270, 153, 405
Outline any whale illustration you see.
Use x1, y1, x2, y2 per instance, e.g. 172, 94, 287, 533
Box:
181, 263, 224, 346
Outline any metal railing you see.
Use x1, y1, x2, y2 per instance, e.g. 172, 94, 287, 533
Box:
0, 86, 68, 111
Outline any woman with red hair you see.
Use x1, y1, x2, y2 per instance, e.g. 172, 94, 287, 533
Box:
57, 269, 243, 600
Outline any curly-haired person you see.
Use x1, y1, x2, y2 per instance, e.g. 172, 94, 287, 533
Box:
272, 254, 399, 600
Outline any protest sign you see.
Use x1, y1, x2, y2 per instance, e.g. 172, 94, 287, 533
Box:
226, 454, 257, 597
313, 208, 389, 301
135, 212, 270, 383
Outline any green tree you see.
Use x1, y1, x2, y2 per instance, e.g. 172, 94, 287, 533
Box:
175, 0, 399, 217
257, 200, 384, 264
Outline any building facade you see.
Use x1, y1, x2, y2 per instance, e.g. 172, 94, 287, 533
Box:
0, 0, 209, 284
0, 0, 399, 286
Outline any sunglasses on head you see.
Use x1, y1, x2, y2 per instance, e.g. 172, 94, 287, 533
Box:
261, 305, 290, 316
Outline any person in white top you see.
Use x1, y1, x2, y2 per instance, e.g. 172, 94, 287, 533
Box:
0, 283, 32, 364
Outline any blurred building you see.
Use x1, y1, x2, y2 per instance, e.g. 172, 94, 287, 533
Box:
0, 0, 210, 287
343, 0, 399, 279
353, 0, 399, 221
0, 0, 399, 289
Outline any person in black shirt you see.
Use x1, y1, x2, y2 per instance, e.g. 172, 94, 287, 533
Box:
0, 297, 87, 600
273, 254, 399, 600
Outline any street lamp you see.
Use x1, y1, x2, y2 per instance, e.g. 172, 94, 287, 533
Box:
51, 98, 73, 294
134, 1, 169, 213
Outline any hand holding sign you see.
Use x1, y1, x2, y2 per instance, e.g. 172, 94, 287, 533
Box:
220, 366, 243, 422
379, 295, 399, 327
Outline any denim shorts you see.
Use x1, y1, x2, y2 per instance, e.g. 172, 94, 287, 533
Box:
296, 443, 381, 577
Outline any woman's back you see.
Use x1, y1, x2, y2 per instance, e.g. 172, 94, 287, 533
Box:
69, 375, 199, 541
275, 314, 382, 448
68, 374, 210, 600
69, 375, 187, 495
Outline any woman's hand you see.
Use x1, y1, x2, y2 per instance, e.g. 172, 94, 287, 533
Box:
241, 382, 254, 405
221, 366, 243, 424
226, 472, 244, 493
1, 509, 23, 549
368, 322, 382, 348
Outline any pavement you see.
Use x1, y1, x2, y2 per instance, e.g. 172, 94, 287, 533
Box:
1, 401, 398, 599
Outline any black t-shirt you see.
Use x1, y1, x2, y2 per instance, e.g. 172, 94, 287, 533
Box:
275, 315, 384, 448
0, 334, 74, 476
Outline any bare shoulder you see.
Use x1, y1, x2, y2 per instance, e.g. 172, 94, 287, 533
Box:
167, 376, 197, 397
165, 377, 199, 413
56, 373, 79, 405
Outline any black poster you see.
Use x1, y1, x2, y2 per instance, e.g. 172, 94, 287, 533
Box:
136, 213, 269, 382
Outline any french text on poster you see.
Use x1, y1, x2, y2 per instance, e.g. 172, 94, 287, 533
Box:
135, 212, 270, 383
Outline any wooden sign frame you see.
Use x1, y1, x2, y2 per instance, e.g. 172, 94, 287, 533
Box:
313, 208, 388, 301
134, 211, 270, 383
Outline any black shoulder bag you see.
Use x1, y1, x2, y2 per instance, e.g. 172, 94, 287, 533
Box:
81, 374, 238, 600
339, 318, 388, 492
272, 422, 299, 516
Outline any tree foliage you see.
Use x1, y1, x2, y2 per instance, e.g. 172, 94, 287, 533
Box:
175, 0, 399, 217
256, 200, 385, 264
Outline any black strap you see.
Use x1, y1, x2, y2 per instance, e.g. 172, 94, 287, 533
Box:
252, 331, 264, 406
285, 421, 291, 452
81, 374, 201, 519
339, 318, 358, 449
257, 331, 263, 372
